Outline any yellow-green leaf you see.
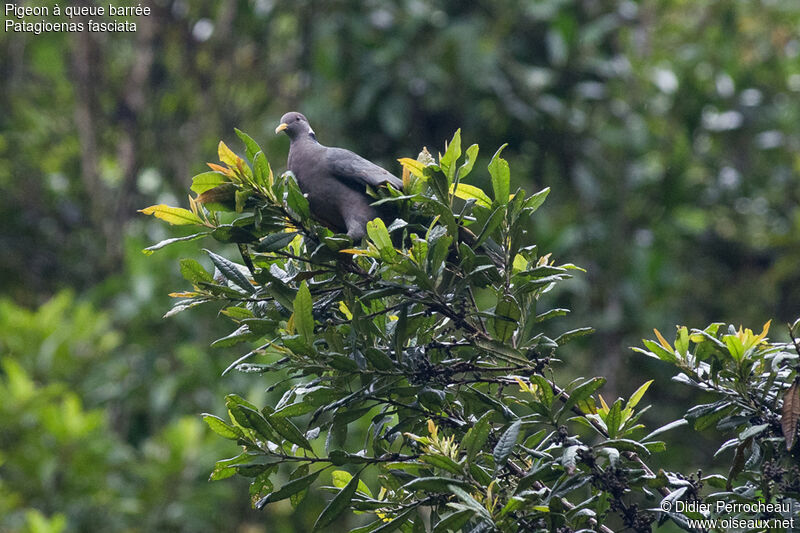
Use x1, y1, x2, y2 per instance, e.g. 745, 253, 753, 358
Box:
218, 140, 241, 167
139, 204, 205, 226
449, 183, 492, 208
398, 157, 426, 178
366, 218, 397, 262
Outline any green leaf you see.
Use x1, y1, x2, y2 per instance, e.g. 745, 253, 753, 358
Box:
562, 445, 581, 473
624, 380, 653, 414
637, 339, 678, 363
738, 423, 769, 440
491, 293, 521, 342
265, 412, 313, 451
366, 218, 397, 262
474, 338, 528, 366
254, 151, 273, 188
210, 325, 260, 348
255, 231, 299, 252
457, 144, 479, 180
240, 406, 277, 441
600, 439, 651, 456
139, 204, 205, 225
250, 469, 276, 508
286, 179, 311, 219
210, 452, 257, 481
605, 400, 623, 439
211, 224, 257, 244
292, 281, 314, 345
363, 348, 394, 371
221, 306, 254, 320
474, 205, 505, 248
235, 189, 251, 212
272, 401, 316, 418
202, 413, 242, 440
523, 187, 550, 212
313, 471, 361, 532
463, 411, 493, 463
402, 477, 473, 493
693, 404, 736, 431
432, 510, 474, 533
288, 464, 311, 508
205, 249, 255, 294
331, 470, 372, 497
235, 128, 263, 163
256, 469, 322, 509
190, 171, 228, 194
143, 232, 211, 254
448, 484, 493, 522
558, 377, 606, 420
180, 258, 214, 285
493, 420, 521, 472
487, 144, 510, 205
420, 454, 463, 476
440, 129, 462, 181
449, 183, 492, 209
554, 327, 594, 346
642, 419, 688, 441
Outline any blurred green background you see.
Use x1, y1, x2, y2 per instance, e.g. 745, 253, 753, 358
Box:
1, 0, 799, 531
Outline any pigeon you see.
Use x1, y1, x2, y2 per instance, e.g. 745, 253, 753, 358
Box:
275, 111, 402, 241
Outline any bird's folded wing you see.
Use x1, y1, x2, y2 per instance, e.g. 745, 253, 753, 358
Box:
326, 147, 403, 190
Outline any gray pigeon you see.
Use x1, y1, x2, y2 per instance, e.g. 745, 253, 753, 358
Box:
275, 112, 402, 241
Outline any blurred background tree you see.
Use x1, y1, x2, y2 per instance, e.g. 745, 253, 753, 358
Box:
1, 0, 799, 531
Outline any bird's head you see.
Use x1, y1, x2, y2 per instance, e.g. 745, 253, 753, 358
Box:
275, 112, 315, 140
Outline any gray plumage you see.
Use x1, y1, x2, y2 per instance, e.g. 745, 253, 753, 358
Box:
276, 112, 402, 241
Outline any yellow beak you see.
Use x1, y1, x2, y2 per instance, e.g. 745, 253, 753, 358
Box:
275, 123, 288, 134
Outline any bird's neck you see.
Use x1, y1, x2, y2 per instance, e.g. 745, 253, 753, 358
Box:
291, 132, 319, 149
290, 132, 318, 145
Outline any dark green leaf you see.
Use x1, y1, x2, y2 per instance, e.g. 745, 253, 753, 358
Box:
205, 249, 255, 294
463, 411, 493, 463
558, 377, 606, 420
256, 469, 322, 509
235, 128, 263, 163
420, 454, 463, 476
605, 400, 622, 439
493, 420, 521, 472
313, 471, 360, 532
255, 231, 299, 252
554, 327, 594, 346
432, 510, 474, 533
265, 412, 313, 451
491, 293, 521, 342
402, 477, 473, 493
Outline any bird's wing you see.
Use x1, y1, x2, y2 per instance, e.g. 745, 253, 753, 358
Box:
325, 147, 403, 190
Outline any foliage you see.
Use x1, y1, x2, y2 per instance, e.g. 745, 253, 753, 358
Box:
4, 1, 800, 530
142, 131, 671, 531
146, 129, 800, 531
0, 291, 260, 533
635, 320, 800, 528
